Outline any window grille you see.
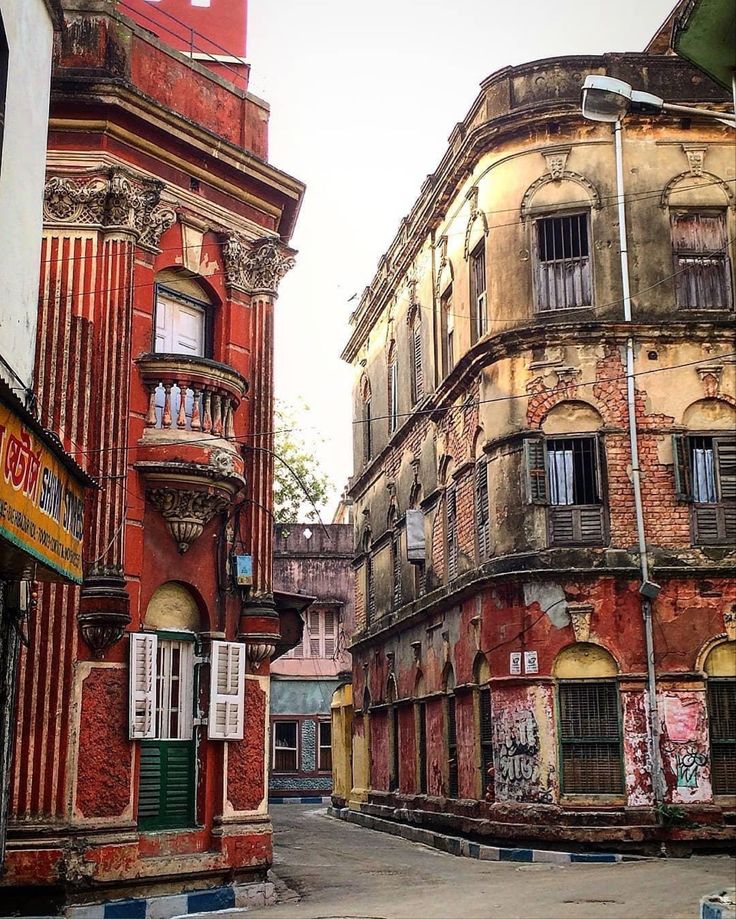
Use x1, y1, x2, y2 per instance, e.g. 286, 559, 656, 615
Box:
418, 702, 427, 794
671, 212, 732, 311
470, 240, 487, 342
558, 681, 623, 794
446, 486, 458, 581
273, 721, 298, 772
409, 312, 423, 404
708, 680, 736, 794
318, 721, 332, 772
479, 686, 493, 797
392, 534, 402, 609
534, 214, 591, 311
447, 695, 458, 798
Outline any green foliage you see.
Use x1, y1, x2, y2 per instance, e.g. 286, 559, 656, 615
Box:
273, 398, 333, 524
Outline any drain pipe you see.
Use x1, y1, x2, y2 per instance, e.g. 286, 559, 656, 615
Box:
613, 119, 664, 810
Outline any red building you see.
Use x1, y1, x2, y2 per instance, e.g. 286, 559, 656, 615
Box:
3, 0, 305, 911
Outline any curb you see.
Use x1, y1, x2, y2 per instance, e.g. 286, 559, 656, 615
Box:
66, 881, 276, 919
269, 796, 332, 805
327, 806, 644, 864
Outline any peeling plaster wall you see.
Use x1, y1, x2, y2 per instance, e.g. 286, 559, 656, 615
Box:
660, 690, 712, 804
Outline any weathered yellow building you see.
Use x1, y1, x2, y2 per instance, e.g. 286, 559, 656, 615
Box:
336, 17, 735, 850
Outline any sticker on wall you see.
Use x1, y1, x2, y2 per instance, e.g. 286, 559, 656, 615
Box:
509, 652, 522, 675
524, 650, 539, 674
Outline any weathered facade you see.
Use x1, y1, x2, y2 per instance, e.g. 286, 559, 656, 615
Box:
270, 523, 354, 800
3, 0, 305, 908
340, 24, 736, 850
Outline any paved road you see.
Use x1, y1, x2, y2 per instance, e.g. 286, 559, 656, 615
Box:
249, 804, 734, 919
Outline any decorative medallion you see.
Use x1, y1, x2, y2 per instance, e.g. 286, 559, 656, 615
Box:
543, 147, 571, 180
682, 144, 707, 178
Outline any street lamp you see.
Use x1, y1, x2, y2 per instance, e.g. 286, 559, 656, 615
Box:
581, 75, 736, 125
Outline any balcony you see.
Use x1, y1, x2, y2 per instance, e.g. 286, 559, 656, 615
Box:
135, 353, 248, 553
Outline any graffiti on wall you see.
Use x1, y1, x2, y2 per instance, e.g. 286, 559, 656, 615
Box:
660, 693, 710, 800
494, 709, 554, 803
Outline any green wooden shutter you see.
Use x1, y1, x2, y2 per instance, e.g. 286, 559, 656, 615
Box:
475, 459, 490, 561
523, 438, 547, 504
715, 437, 736, 500
139, 739, 196, 831
672, 434, 691, 501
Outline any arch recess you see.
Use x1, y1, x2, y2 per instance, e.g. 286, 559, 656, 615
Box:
473, 652, 491, 685
703, 640, 736, 677
661, 171, 734, 209
542, 400, 604, 434
682, 397, 736, 430
553, 643, 618, 679
145, 581, 202, 632
442, 663, 456, 693
520, 172, 601, 220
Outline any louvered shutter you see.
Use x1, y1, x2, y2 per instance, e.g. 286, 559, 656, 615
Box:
523, 438, 547, 504
392, 535, 403, 608
412, 320, 424, 402
672, 434, 692, 501
715, 438, 736, 500
208, 641, 245, 740
446, 487, 458, 581
475, 459, 490, 561
308, 609, 321, 656
324, 610, 336, 658
129, 633, 158, 740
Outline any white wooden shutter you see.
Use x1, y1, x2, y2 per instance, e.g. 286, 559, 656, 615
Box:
208, 640, 245, 740
129, 632, 158, 740
308, 610, 320, 657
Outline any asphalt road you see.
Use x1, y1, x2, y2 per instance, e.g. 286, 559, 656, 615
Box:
247, 804, 735, 919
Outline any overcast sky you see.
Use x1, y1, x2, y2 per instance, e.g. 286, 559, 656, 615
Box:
247, 0, 674, 519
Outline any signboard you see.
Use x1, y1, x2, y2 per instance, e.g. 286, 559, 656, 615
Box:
234, 554, 253, 586
0, 403, 85, 583
524, 650, 539, 674
509, 652, 522, 675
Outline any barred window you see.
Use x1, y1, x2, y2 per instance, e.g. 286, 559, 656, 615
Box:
708, 679, 736, 794
365, 554, 376, 624
558, 681, 623, 794
479, 686, 493, 798
534, 213, 592, 311
671, 212, 732, 311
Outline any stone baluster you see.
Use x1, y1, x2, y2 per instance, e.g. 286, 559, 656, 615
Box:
161, 382, 173, 429
191, 387, 202, 431
212, 393, 223, 436
176, 380, 187, 429
145, 384, 158, 428
224, 399, 236, 440
202, 389, 213, 434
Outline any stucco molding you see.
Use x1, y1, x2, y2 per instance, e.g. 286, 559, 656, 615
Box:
221, 234, 296, 296
660, 170, 735, 208
520, 169, 602, 219
463, 186, 489, 259
146, 487, 230, 553
43, 167, 176, 250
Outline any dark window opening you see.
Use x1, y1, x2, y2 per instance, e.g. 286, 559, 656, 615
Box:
388, 351, 398, 434
470, 240, 487, 343
479, 686, 493, 799
441, 286, 454, 377
671, 212, 732, 311
417, 703, 427, 794
708, 679, 736, 794
318, 721, 332, 772
273, 721, 298, 772
446, 486, 458, 581
546, 437, 600, 506
389, 706, 400, 792
363, 400, 372, 464
447, 695, 458, 798
559, 681, 623, 795
540, 436, 605, 546
534, 214, 591, 311
365, 554, 376, 624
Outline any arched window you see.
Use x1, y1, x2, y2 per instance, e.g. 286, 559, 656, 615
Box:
360, 375, 373, 465
473, 653, 493, 800
553, 644, 622, 796
443, 665, 458, 798
704, 640, 736, 794
408, 307, 423, 405
440, 285, 454, 377
387, 341, 398, 434
362, 528, 375, 625
469, 239, 487, 344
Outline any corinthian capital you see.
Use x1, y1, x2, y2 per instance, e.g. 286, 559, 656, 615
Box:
221, 234, 296, 297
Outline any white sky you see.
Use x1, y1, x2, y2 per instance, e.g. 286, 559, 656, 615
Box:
247, 0, 674, 518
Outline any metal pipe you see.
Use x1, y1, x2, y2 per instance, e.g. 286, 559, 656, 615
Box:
661, 102, 735, 125
613, 120, 663, 808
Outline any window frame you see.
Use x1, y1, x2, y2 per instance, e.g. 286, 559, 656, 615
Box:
408, 308, 424, 405
474, 457, 490, 563
532, 211, 593, 313
388, 345, 399, 434
318, 719, 332, 773
153, 282, 213, 358
670, 209, 733, 312
707, 677, 736, 795
674, 432, 736, 546
272, 719, 300, 773
440, 285, 454, 378
469, 239, 487, 344
445, 484, 459, 582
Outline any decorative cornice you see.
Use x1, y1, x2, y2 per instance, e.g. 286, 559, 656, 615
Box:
221, 234, 296, 296
43, 167, 177, 250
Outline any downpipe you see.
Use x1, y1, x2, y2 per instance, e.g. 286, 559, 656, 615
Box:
614, 120, 664, 815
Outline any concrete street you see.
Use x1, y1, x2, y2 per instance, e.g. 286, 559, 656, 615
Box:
248, 804, 735, 919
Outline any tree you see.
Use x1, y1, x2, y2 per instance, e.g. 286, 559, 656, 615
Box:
272, 398, 333, 524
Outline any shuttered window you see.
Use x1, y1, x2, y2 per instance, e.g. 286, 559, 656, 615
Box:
446, 486, 458, 581
447, 695, 458, 798
138, 739, 196, 831
558, 681, 623, 795
470, 240, 487, 343
475, 459, 490, 562
534, 213, 592, 311
388, 348, 399, 434
523, 436, 605, 546
671, 212, 732, 311
208, 641, 245, 741
479, 686, 493, 798
363, 400, 372, 464
708, 679, 736, 794
273, 721, 298, 772
366, 555, 376, 624
392, 533, 402, 609
441, 286, 454, 378
674, 434, 736, 545
409, 311, 423, 404
306, 608, 338, 659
